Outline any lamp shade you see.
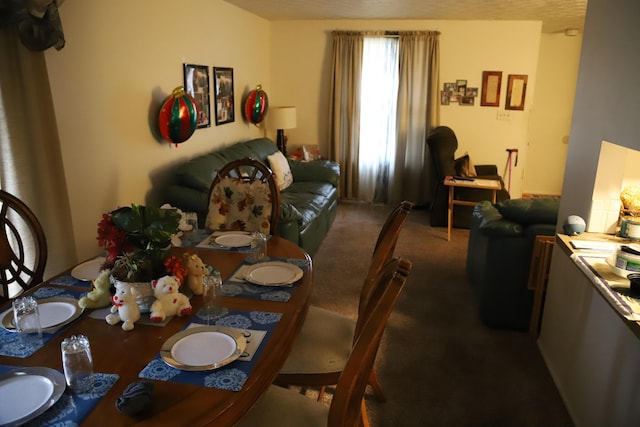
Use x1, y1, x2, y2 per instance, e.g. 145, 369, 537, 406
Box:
269, 106, 297, 130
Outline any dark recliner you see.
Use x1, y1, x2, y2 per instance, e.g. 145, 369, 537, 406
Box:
466, 197, 560, 330
427, 126, 509, 228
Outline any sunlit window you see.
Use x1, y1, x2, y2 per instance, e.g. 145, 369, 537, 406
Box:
358, 36, 399, 202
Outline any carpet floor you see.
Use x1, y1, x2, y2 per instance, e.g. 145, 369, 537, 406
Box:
300, 202, 574, 427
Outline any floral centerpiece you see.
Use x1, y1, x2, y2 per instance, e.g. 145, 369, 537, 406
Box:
97, 204, 187, 310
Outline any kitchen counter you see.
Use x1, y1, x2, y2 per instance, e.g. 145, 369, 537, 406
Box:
538, 232, 640, 427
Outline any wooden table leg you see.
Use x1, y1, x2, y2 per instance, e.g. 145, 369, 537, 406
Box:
448, 185, 454, 241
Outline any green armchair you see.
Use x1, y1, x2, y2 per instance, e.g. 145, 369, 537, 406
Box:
466, 197, 560, 330
427, 126, 510, 228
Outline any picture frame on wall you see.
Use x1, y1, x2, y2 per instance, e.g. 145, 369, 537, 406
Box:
183, 63, 211, 128
460, 96, 475, 106
456, 79, 467, 96
480, 71, 502, 107
213, 67, 235, 125
505, 74, 528, 111
440, 91, 450, 105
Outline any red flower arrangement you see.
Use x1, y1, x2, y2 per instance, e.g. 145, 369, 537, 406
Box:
97, 204, 185, 283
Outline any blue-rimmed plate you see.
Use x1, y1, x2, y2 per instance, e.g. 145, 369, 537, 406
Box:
0, 367, 66, 426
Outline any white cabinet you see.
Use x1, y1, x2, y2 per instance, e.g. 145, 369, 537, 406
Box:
538, 245, 640, 427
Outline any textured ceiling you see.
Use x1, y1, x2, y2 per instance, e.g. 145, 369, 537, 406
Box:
224, 0, 587, 33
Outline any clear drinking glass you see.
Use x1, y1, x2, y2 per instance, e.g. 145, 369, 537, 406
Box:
12, 296, 42, 346
250, 231, 267, 263
61, 335, 94, 393
202, 271, 223, 323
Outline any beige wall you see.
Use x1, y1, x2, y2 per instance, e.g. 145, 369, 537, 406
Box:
45, 0, 271, 260
270, 20, 580, 199
43, 1, 582, 262
526, 32, 583, 196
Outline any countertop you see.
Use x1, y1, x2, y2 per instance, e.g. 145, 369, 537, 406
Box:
556, 232, 640, 335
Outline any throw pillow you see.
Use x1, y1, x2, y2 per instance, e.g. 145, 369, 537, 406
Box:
454, 152, 477, 177
267, 151, 293, 190
205, 177, 272, 234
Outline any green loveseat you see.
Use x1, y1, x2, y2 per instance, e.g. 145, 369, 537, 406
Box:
466, 197, 560, 330
163, 137, 340, 256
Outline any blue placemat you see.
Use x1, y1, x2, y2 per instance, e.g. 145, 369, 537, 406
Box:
0, 365, 118, 426
138, 308, 281, 392
50, 273, 94, 289
221, 257, 309, 302
0, 287, 88, 358
180, 229, 254, 253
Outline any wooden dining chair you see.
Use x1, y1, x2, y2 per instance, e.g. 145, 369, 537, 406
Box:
275, 202, 413, 423
0, 190, 48, 300
238, 257, 411, 427
204, 157, 281, 236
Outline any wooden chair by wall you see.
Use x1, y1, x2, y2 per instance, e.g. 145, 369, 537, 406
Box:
238, 257, 411, 427
275, 202, 413, 425
527, 235, 555, 336
205, 157, 281, 236
0, 190, 48, 300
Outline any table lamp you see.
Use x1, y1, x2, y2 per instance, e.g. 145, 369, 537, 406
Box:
269, 106, 296, 156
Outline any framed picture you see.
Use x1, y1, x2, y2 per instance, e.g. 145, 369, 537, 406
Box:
440, 90, 450, 105
213, 67, 235, 125
466, 87, 478, 97
460, 96, 475, 106
444, 82, 456, 95
480, 71, 502, 107
183, 64, 211, 128
505, 74, 528, 111
456, 79, 467, 96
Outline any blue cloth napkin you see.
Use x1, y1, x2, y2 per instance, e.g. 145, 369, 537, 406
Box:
0, 287, 88, 358
138, 308, 281, 392
0, 365, 118, 427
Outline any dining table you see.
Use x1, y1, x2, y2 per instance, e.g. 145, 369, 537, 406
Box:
0, 233, 313, 427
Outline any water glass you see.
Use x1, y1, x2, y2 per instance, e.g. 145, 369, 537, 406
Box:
61, 335, 94, 393
202, 271, 223, 323
250, 231, 267, 263
13, 296, 42, 345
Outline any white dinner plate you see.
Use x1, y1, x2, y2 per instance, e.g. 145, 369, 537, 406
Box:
244, 261, 304, 286
606, 254, 634, 278
0, 367, 66, 426
71, 257, 106, 281
2, 297, 83, 332
214, 233, 253, 248
160, 326, 246, 371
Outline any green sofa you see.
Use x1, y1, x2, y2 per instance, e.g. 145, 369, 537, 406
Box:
466, 197, 560, 330
163, 137, 340, 256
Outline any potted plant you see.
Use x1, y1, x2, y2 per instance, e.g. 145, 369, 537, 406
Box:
97, 204, 186, 311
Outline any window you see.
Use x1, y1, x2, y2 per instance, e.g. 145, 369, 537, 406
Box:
358, 36, 399, 202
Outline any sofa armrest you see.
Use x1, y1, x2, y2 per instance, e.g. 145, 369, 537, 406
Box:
473, 200, 523, 237
288, 159, 340, 187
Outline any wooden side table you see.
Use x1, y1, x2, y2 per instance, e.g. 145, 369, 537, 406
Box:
443, 177, 502, 241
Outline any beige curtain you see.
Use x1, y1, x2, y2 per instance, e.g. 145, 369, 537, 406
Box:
0, 27, 76, 279
329, 30, 440, 205
390, 31, 440, 205
328, 32, 363, 200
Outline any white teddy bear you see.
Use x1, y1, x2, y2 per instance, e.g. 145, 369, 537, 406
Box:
106, 281, 141, 331
149, 275, 192, 322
